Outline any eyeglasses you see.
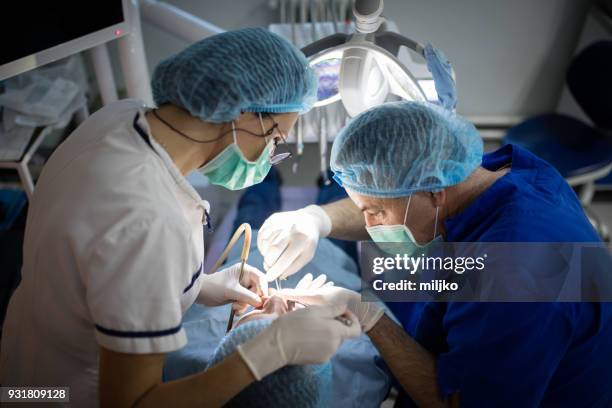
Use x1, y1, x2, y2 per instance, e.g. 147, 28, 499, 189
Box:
261, 116, 293, 166
153, 108, 294, 166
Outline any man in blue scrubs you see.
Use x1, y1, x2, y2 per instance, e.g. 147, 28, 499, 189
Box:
258, 101, 612, 407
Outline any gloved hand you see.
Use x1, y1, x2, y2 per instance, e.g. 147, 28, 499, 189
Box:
276, 277, 384, 332
198, 263, 268, 313
237, 304, 360, 380
294, 272, 335, 290
278, 272, 335, 311
424, 43, 457, 111
258, 205, 332, 281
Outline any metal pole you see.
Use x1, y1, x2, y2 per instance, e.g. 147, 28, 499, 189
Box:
117, 0, 153, 105
89, 44, 119, 105
139, 0, 225, 43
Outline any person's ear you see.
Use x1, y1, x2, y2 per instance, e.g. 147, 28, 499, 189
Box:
431, 190, 446, 207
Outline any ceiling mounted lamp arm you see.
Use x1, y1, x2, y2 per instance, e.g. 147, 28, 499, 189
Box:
301, 33, 349, 58
353, 0, 385, 34
139, 0, 225, 43
373, 31, 425, 59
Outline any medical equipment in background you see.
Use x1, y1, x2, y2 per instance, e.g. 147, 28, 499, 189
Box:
269, 0, 354, 180
269, 0, 446, 181
558, 2, 612, 192
0, 0, 226, 108
0, 1, 135, 197
0, 0, 148, 198
0, 3, 130, 82
0, 0, 154, 107
0, 56, 90, 199
303, 0, 442, 115
503, 41, 612, 241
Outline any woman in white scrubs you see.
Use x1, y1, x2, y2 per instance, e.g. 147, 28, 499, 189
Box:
0, 28, 359, 407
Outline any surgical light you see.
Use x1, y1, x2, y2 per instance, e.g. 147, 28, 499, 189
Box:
302, 0, 444, 117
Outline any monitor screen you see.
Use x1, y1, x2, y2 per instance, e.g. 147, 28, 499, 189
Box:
1, 2, 124, 66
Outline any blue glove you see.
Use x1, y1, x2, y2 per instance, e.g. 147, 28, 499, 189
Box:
424, 43, 457, 110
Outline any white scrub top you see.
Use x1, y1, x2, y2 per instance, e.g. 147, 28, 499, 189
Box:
0, 99, 209, 406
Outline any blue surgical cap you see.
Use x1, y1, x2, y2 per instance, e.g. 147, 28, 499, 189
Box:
152, 28, 317, 123
207, 319, 332, 408
330, 101, 483, 198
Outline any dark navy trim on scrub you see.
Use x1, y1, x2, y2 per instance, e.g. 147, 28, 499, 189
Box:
183, 263, 203, 294
95, 324, 182, 338
133, 112, 155, 150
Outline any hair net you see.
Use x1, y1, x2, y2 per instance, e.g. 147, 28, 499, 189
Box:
330, 101, 483, 198
152, 28, 317, 123
207, 319, 332, 408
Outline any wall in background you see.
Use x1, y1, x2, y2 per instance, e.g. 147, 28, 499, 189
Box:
383, 0, 592, 118
106, 0, 593, 119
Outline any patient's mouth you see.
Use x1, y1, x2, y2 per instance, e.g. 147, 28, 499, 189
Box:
234, 295, 289, 328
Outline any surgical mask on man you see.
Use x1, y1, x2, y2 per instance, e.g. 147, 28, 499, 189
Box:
366, 195, 442, 256
199, 113, 274, 190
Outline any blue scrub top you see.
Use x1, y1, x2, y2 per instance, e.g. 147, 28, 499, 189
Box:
387, 144, 612, 407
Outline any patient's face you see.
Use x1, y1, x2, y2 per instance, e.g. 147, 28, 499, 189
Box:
234, 294, 292, 328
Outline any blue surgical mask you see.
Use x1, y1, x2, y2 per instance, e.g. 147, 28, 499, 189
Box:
366, 195, 442, 256
199, 114, 273, 190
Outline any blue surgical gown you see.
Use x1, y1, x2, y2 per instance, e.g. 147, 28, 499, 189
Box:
387, 144, 612, 407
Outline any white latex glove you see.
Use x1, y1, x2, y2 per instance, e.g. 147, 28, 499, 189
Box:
276, 284, 384, 332
198, 263, 268, 313
294, 272, 335, 290
279, 273, 335, 311
237, 304, 361, 380
258, 205, 332, 281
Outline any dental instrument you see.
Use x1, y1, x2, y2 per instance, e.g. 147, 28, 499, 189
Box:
210, 222, 350, 332
335, 315, 353, 326
206, 222, 252, 333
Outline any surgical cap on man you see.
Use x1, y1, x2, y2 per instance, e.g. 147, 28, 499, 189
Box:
330, 101, 483, 198
151, 27, 317, 123
207, 319, 332, 408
